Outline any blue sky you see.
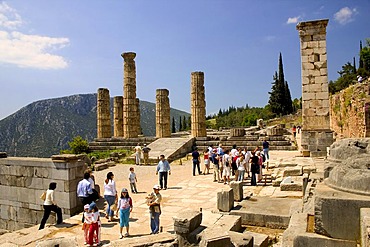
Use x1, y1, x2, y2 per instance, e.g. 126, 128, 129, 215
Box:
0, 0, 369, 120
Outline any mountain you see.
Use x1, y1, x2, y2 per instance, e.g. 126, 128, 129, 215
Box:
0, 94, 190, 158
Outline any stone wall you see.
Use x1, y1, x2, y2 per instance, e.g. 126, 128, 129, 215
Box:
0, 154, 86, 231
330, 80, 370, 138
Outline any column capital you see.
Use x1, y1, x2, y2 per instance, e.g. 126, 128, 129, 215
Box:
121, 52, 136, 60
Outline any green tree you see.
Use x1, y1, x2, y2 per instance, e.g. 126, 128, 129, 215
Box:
172, 117, 176, 133
329, 62, 356, 94
188, 116, 191, 130
353, 57, 357, 74
359, 40, 364, 69
182, 116, 187, 130
68, 136, 89, 154
179, 116, 182, 131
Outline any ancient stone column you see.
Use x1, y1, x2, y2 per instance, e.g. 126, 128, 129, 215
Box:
122, 52, 138, 138
190, 72, 207, 137
156, 89, 171, 138
296, 19, 333, 157
113, 96, 123, 137
136, 98, 141, 136
97, 88, 111, 138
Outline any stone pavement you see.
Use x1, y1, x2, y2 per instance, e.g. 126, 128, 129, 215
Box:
0, 150, 323, 246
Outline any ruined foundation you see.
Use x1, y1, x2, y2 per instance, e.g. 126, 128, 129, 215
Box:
156, 89, 171, 138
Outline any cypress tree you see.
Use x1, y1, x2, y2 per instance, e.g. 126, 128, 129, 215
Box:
359, 41, 364, 69
179, 116, 182, 131
182, 116, 187, 130
188, 116, 191, 130
353, 57, 357, 74
172, 117, 176, 133
284, 81, 293, 114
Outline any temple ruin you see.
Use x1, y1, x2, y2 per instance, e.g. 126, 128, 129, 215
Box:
155, 89, 171, 138
96, 88, 111, 139
190, 71, 207, 138
113, 96, 123, 137
296, 19, 334, 157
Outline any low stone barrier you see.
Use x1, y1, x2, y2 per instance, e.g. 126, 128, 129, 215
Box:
217, 188, 234, 212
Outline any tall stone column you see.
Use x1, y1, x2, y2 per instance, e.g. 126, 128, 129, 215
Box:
97, 88, 111, 138
191, 71, 207, 137
136, 98, 141, 136
296, 19, 333, 157
156, 89, 171, 138
113, 96, 123, 137
122, 52, 138, 138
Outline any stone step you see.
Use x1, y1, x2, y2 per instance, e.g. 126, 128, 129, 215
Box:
243, 230, 269, 247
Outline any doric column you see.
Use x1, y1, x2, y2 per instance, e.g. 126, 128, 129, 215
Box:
97, 88, 111, 138
190, 71, 207, 137
136, 98, 141, 136
296, 19, 333, 157
122, 52, 138, 138
113, 96, 123, 137
156, 89, 171, 138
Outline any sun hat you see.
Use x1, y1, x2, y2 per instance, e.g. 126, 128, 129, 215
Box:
153, 184, 160, 190
121, 188, 128, 193
84, 204, 90, 210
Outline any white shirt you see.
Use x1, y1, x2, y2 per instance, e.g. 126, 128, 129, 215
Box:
88, 177, 95, 190
104, 179, 117, 196
237, 158, 247, 171
223, 154, 230, 166
44, 189, 55, 206
245, 151, 252, 163
230, 148, 237, 157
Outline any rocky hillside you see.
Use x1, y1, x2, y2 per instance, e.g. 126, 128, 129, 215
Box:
0, 94, 190, 157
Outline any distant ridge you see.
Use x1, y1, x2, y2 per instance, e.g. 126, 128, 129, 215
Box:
0, 94, 190, 158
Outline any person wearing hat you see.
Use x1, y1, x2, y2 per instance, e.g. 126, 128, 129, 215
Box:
82, 204, 92, 245
156, 155, 171, 190
88, 201, 100, 246
116, 188, 133, 238
146, 184, 162, 234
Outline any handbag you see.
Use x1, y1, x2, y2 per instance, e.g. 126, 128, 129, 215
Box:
40, 191, 46, 201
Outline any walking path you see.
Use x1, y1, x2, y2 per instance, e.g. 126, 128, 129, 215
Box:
0, 149, 322, 246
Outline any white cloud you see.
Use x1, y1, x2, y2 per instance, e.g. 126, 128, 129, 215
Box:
287, 16, 301, 24
334, 7, 358, 25
264, 35, 276, 42
0, 2, 69, 69
0, 2, 22, 29
0, 31, 69, 69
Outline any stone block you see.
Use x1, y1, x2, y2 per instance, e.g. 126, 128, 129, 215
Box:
35, 237, 78, 247
230, 181, 243, 202
282, 212, 307, 246
303, 166, 317, 174
280, 182, 303, 191
228, 231, 253, 247
199, 230, 231, 247
217, 188, 234, 212
314, 183, 370, 241
283, 167, 303, 177
214, 214, 242, 232
293, 233, 357, 247
173, 210, 202, 234
360, 208, 370, 247
243, 230, 269, 247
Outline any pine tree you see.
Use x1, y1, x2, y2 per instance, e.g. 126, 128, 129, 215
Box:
172, 117, 176, 133
179, 116, 182, 131
353, 57, 357, 74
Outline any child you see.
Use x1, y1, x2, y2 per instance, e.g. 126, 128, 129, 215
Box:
88, 202, 100, 246
128, 167, 138, 193
116, 188, 133, 239
203, 149, 210, 175
82, 204, 92, 245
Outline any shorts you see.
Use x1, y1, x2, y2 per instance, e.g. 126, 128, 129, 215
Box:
222, 166, 231, 177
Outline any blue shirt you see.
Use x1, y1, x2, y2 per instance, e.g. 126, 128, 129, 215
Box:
77, 179, 92, 197
157, 159, 170, 172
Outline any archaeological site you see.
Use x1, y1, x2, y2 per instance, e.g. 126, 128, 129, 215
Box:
0, 19, 369, 247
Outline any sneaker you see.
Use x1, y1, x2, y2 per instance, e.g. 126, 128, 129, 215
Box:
124, 232, 129, 237
120, 234, 123, 239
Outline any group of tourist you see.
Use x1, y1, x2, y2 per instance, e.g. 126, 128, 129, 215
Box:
134, 143, 151, 166
192, 141, 270, 186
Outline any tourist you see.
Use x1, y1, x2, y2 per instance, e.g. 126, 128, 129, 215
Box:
256, 151, 263, 182
116, 188, 133, 238
357, 75, 363, 83
222, 149, 231, 185
142, 144, 151, 165
39, 182, 63, 230
250, 151, 259, 186
210, 149, 220, 182
156, 154, 171, 190
146, 184, 162, 234
230, 145, 238, 176
191, 147, 202, 176
77, 172, 94, 222
236, 155, 247, 181
86, 169, 99, 201
292, 125, 297, 139
216, 143, 223, 155
134, 143, 142, 166
82, 204, 91, 245
104, 172, 117, 222
128, 167, 138, 193
203, 148, 210, 175
88, 202, 100, 246
244, 149, 252, 177
262, 138, 270, 161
